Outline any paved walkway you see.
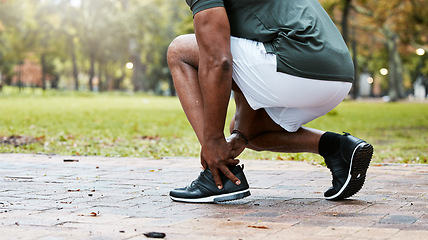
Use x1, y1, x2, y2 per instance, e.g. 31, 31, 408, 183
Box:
0, 153, 427, 240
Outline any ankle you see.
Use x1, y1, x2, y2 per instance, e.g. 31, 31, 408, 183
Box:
319, 132, 341, 158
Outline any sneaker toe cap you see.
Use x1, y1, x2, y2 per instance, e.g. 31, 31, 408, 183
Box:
169, 187, 211, 199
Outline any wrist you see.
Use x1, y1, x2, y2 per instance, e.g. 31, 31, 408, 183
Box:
231, 129, 249, 145
202, 133, 225, 147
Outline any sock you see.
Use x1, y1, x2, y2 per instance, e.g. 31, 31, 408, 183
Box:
318, 132, 341, 158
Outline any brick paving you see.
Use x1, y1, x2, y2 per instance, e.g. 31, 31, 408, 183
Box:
0, 153, 427, 240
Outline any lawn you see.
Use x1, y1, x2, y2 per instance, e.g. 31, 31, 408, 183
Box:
1, 90, 427, 164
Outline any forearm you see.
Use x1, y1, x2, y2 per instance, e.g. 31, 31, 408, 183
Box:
183, 6, 241, 187
194, 7, 233, 146
199, 61, 232, 145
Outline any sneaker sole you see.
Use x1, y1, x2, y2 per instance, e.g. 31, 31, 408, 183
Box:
325, 142, 373, 201
170, 189, 251, 203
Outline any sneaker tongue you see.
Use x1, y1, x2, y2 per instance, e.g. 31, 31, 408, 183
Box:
187, 169, 210, 189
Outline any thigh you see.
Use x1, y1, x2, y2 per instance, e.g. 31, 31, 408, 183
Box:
231, 36, 349, 109
231, 89, 285, 135
263, 81, 351, 132
230, 36, 352, 133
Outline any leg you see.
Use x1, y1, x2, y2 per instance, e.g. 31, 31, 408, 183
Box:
167, 34, 205, 144
228, 37, 372, 201
168, 35, 251, 203
230, 86, 324, 155
230, 87, 373, 201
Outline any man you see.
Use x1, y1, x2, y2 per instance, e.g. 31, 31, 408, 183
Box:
167, 0, 373, 203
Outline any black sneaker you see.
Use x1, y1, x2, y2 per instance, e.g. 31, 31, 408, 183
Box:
169, 164, 250, 203
324, 132, 374, 200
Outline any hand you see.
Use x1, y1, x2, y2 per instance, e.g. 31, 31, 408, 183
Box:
226, 132, 247, 159
201, 137, 240, 189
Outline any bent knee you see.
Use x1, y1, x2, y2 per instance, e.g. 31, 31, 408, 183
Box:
167, 34, 198, 66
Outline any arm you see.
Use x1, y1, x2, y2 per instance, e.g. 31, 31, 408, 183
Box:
193, 7, 240, 189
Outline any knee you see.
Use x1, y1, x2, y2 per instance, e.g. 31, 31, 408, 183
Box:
167, 34, 196, 67
167, 36, 183, 66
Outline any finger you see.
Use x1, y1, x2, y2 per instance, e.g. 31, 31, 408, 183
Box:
211, 168, 223, 189
220, 165, 241, 186
200, 155, 208, 170
227, 158, 240, 166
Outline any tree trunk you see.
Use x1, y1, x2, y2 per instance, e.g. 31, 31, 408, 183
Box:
88, 55, 95, 91
70, 38, 79, 91
129, 38, 146, 92
98, 62, 103, 92
341, 0, 352, 44
114, 73, 125, 90
351, 28, 359, 99
106, 68, 113, 91
51, 74, 59, 89
167, 74, 176, 96
0, 70, 2, 92
384, 26, 405, 100
41, 54, 47, 90
131, 56, 144, 92
18, 62, 23, 92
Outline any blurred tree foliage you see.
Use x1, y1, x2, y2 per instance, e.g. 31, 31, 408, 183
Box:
322, 0, 428, 100
0, 0, 193, 94
1, 0, 427, 98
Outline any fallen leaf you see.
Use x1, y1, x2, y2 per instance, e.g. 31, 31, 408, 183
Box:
143, 232, 166, 238
248, 225, 268, 229
90, 212, 97, 217
64, 159, 79, 162
68, 189, 80, 192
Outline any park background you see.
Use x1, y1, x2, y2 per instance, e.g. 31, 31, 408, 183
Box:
0, 0, 427, 164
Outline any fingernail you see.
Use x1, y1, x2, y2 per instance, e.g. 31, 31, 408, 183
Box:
217, 185, 222, 190
235, 180, 241, 185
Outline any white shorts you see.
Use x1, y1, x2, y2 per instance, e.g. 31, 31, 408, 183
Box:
230, 37, 352, 132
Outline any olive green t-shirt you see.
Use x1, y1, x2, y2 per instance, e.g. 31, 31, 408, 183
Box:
186, 0, 354, 82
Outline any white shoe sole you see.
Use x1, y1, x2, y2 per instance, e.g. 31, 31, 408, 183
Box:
326, 142, 373, 200
170, 189, 251, 203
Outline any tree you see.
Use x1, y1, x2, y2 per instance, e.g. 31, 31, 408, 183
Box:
322, 0, 427, 100
0, 0, 39, 86
34, 0, 69, 90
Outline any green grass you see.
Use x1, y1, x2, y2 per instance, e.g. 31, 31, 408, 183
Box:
1, 89, 427, 164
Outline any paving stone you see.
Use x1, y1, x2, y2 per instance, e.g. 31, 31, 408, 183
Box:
352, 227, 400, 239
315, 226, 363, 237
378, 214, 419, 225
389, 230, 427, 240
0, 153, 428, 239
